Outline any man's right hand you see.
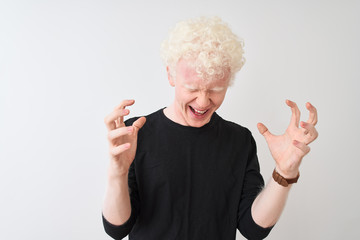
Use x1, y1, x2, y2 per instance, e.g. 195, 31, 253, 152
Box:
104, 99, 146, 177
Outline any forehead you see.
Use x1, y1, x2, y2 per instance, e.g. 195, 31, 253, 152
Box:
176, 59, 229, 88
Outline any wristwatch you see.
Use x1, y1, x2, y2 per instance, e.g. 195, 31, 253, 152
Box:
272, 168, 300, 187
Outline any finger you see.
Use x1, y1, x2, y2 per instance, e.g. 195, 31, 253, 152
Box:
306, 102, 318, 126
113, 99, 135, 110
104, 108, 130, 130
133, 117, 146, 131
114, 99, 135, 124
286, 99, 301, 127
257, 122, 272, 141
110, 143, 131, 156
300, 121, 318, 144
108, 126, 134, 143
293, 140, 310, 155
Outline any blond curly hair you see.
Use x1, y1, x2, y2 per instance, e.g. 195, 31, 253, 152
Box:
160, 16, 245, 85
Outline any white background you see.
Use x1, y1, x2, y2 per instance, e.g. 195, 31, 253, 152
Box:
1, 0, 359, 239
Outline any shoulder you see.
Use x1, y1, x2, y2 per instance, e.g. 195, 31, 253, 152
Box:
217, 114, 252, 138
215, 114, 257, 151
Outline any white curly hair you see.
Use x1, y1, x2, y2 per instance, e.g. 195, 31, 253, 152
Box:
160, 16, 245, 85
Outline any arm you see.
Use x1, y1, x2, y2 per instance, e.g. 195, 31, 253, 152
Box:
237, 140, 273, 240
103, 170, 131, 225
102, 100, 146, 236
102, 162, 140, 239
252, 100, 318, 228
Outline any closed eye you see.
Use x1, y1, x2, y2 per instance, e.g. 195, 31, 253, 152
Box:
183, 84, 198, 92
187, 89, 198, 93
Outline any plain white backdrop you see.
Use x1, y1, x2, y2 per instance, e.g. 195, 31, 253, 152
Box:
1, 0, 359, 239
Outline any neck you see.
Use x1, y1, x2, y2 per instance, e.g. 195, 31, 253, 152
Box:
163, 102, 189, 126
163, 103, 176, 122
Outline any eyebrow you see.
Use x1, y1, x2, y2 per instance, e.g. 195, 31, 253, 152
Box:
210, 86, 226, 92
183, 84, 226, 92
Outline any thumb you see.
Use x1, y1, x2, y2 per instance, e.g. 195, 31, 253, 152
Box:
133, 117, 146, 132
257, 122, 272, 140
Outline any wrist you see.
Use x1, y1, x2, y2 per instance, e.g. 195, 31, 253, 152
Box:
107, 173, 129, 191
272, 168, 300, 187
275, 166, 299, 179
108, 165, 129, 182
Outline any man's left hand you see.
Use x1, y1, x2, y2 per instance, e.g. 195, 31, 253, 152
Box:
257, 100, 318, 178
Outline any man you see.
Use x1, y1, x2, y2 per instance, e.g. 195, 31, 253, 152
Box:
102, 17, 318, 239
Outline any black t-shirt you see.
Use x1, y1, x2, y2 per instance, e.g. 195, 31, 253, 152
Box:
103, 109, 273, 240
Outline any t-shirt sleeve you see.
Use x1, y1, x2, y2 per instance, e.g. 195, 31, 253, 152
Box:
237, 134, 273, 239
102, 118, 141, 239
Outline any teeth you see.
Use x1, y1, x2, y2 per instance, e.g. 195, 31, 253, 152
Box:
194, 108, 206, 114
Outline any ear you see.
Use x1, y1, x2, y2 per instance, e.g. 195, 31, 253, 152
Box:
166, 66, 175, 87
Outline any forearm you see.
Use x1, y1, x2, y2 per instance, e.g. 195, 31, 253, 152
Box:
251, 176, 293, 228
102, 171, 132, 226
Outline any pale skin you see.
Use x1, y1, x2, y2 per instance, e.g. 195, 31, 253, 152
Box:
103, 100, 146, 225
102, 61, 318, 228
252, 100, 318, 227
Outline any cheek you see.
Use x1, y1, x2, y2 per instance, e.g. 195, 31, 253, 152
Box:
211, 93, 227, 106
175, 88, 193, 103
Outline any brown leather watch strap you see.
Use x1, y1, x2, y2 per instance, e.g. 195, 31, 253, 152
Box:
272, 168, 300, 187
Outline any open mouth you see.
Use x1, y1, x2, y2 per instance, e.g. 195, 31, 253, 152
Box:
189, 106, 208, 116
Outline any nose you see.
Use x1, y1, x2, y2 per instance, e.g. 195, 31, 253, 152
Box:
196, 91, 210, 108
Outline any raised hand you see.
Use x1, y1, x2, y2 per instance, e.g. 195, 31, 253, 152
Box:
257, 100, 318, 178
104, 100, 146, 177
